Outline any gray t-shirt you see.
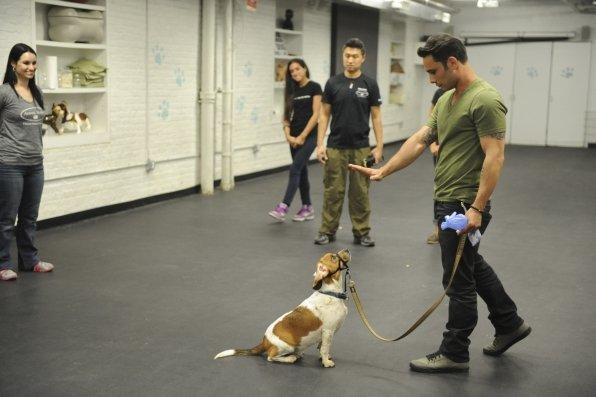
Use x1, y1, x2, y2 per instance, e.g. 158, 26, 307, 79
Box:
0, 83, 44, 165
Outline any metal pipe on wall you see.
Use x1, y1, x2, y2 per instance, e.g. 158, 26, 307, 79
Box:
200, 0, 216, 195
221, 0, 235, 191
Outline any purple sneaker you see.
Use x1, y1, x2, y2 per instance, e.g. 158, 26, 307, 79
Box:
268, 203, 288, 221
293, 205, 314, 222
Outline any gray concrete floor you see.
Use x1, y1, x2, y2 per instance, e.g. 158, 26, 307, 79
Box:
1, 145, 595, 397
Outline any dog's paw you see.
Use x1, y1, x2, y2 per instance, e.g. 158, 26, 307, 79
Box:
322, 359, 335, 368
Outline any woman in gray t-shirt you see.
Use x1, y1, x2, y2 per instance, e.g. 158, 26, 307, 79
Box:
0, 43, 54, 281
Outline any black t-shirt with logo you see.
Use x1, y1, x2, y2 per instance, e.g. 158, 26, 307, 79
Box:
322, 73, 382, 149
289, 81, 323, 137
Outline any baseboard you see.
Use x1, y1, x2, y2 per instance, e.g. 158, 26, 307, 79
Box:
38, 186, 200, 230
38, 140, 406, 229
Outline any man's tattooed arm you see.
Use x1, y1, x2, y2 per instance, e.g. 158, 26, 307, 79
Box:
422, 129, 438, 146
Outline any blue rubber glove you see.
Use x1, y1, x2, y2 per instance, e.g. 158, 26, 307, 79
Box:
441, 212, 468, 232
441, 211, 482, 246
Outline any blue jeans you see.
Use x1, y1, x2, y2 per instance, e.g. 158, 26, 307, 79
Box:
0, 163, 44, 271
435, 201, 523, 362
282, 135, 317, 207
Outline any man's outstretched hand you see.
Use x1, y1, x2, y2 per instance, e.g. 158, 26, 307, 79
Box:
348, 164, 385, 181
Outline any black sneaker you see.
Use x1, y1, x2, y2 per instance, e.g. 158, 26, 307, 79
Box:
314, 233, 335, 245
354, 234, 375, 247
483, 322, 532, 356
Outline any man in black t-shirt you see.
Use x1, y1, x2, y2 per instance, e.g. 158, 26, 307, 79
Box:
314, 38, 384, 246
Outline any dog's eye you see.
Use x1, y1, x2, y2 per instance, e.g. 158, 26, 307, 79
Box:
332, 254, 338, 261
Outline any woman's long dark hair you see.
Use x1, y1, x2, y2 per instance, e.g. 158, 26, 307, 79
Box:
283, 58, 310, 124
3, 43, 44, 108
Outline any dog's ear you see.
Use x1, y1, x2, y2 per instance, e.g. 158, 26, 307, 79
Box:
337, 249, 351, 263
312, 262, 329, 289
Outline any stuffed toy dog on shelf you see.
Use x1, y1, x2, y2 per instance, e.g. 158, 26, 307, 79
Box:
52, 101, 91, 134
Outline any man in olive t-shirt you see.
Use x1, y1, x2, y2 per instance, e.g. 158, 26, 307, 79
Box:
349, 34, 530, 373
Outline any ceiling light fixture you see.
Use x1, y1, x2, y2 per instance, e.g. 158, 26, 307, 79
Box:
391, 0, 406, 9
477, 0, 499, 7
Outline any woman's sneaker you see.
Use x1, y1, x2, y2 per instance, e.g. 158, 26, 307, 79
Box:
293, 205, 314, 222
33, 261, 54, 273
268, 203, 289, 221
0, 269, 18, 281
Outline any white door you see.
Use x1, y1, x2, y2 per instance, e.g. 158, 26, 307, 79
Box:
547, 42, 591, 147
510, 42, 552, 145
467, 44, 516, 144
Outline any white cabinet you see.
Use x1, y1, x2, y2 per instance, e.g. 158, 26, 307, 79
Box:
510, 42, 552, 146
466, 41, 590, 148
466, 44, 516, 144
546, 42, 591, 147
32, 0, 108, 149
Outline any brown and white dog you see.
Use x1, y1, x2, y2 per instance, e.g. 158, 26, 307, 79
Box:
214, 249, 351, 368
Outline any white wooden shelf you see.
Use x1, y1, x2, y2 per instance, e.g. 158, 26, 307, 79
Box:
43, 88, 107, 94
35, 0, 105, 11
43, 131, 110, 149
36, 40, 106, 50
275, 28, 303, 36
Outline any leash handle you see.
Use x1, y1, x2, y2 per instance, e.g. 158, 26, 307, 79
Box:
350, 234, 467, 342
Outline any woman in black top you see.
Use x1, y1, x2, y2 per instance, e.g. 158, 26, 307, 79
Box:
268, 59, 322, 222
0, 44, 54, 281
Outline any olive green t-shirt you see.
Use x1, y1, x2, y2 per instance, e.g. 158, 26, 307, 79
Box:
427, 79, 507, 203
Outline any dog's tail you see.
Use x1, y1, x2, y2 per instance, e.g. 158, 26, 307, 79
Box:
214, 337, 268, 360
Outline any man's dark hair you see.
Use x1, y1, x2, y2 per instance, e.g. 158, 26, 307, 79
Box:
417, 34, 467, 66
343, 38, 366, 55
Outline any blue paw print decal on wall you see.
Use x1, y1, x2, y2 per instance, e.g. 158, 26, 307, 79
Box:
490, 66, 503, 76
243, 62, 253, 78
236, 96, 246, 114
152, 46, 165, 65
158, 100, 170, 120
560, 67, 574, 78
250, 107, 259, 124
526, 67, 538, 79
174, 67, 185, 87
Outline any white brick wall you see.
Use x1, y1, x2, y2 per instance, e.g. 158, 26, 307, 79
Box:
0, 1, 32, 68
231, 0, 285, 177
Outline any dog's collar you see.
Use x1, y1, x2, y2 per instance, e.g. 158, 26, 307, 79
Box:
317, 290, 348, 300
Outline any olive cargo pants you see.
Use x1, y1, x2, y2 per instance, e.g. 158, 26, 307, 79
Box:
319, 147, 372, 237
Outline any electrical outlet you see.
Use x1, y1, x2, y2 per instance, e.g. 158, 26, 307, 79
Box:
145, 159, 156, 172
